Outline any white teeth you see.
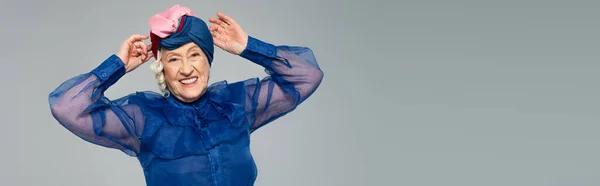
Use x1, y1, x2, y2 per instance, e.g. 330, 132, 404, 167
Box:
180, 77, 198, 84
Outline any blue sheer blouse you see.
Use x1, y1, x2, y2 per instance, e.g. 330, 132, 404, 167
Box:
48, 36, 324, 186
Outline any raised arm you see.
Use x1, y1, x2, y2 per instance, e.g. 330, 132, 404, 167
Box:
209, 12, 323, 132
48, 35, 154, 156
241, 37, 324, 132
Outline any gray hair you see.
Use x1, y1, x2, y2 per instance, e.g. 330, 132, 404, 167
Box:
149, 52, 170, 97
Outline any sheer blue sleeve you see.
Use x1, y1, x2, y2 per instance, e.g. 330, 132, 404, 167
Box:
240, 36, 324, 133
48, 55, 145, 156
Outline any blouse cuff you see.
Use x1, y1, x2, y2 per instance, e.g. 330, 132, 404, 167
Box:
240, 36, 282, 67
90, 54, 126, 92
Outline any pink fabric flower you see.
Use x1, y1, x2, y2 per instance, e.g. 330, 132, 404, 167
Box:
148, 4, 198, 38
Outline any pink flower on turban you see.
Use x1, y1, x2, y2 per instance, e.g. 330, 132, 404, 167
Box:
148, 4, 198, 58
148, 4, 198, 38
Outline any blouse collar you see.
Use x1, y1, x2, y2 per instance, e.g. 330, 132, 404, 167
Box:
165, 92, 209, 110
159, 85, 246, 129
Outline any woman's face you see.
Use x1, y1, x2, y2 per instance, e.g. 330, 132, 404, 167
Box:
161, 42, 210, 103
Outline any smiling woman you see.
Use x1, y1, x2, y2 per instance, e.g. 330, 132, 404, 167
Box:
47, 4, 323, 186
152, 42, 211, 103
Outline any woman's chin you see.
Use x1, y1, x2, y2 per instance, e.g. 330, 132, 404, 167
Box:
174, 87, 207, 102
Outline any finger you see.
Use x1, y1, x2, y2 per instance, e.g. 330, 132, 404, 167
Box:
217, 12, 237, 25
211, 30, 221, 39
127, 34, 150, 43
137, 41, 148, 55
210, 22, 227, 33
210, 25, 224, 36
209, 26, 222, 39
209, 24, 218, 32
133, 41, 142, 50
216, 26, 226, 34
133, 42, 145, 56
142, 52, 154, 62
210, 18, 230, 29
209, 18, 224, 25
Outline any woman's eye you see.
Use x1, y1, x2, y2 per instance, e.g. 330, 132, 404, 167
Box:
191, 53, 200, 57
169, 58, 178, 62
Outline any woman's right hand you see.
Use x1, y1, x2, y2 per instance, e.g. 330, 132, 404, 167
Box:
117, 34, 155, 73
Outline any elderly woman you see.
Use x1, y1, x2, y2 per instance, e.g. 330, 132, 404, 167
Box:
48, 5, 323, 186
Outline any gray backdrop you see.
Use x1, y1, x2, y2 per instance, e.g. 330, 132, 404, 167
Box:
2, 0, 600, 185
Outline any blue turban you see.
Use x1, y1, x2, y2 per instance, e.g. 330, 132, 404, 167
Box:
150, 15, 215, 65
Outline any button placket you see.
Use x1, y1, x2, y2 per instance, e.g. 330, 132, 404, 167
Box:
208, 146, 222, 175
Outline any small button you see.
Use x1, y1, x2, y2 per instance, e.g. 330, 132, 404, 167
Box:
101, 72, 107, 77
267, 50, 273, 55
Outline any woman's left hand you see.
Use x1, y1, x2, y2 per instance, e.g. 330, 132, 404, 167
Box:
209, 12, 248, 55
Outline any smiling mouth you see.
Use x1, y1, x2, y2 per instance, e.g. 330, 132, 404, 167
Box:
180, 77, 198, 85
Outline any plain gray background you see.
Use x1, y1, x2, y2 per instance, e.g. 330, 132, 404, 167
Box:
1, 0, 600, 185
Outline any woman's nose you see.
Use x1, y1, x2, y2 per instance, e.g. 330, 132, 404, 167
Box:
180, 62, 194, 76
